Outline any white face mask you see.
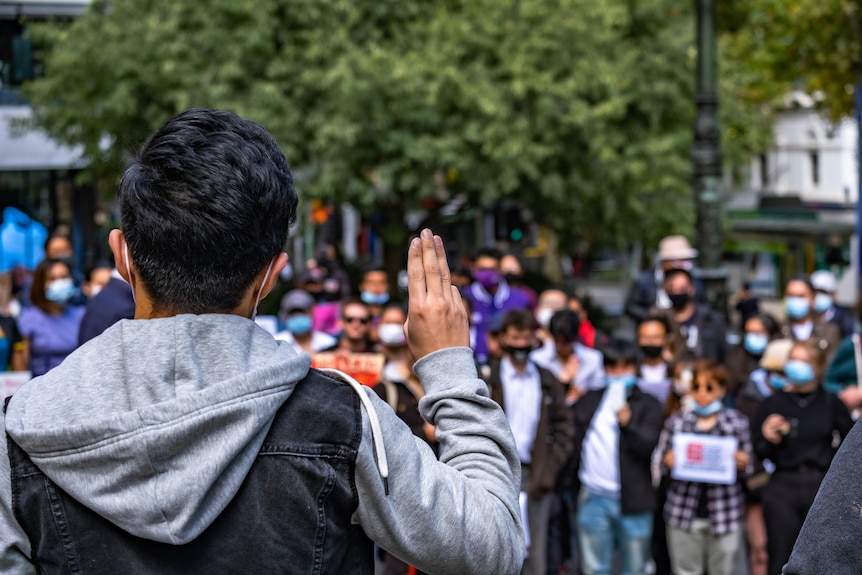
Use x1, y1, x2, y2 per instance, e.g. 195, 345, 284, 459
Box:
378, 323, 406, 346
252, 258, 276, 320
536, 307, 556, 328
124, 243, 136, 305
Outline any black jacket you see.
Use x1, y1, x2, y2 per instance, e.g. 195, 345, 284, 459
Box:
485, 359, 573, 498
565, 386, 663, 515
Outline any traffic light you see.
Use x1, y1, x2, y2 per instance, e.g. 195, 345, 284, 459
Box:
494, 204, 528, 243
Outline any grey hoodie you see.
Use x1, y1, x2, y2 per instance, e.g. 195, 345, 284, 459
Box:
1, 314, 524, 574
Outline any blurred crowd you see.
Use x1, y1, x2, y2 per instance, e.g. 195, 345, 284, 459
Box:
1, 230, 859, 575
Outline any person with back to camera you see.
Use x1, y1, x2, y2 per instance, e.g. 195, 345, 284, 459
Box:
0, 108, 524, 574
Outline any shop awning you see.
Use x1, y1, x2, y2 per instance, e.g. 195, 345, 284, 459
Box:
0, 106, 85, 171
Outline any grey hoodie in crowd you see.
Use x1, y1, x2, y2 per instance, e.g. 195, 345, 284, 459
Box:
1, 314, 524, 574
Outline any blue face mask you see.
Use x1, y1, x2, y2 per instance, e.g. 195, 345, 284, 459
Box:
46, 278, 76, 304
744, 333, 768, 356
607, 373, 637, 389
814, 293, 833, 314
784, 296, 811, 320
769, 373, 788, 390
693, 399, 723, 417
285, 314, 313, 335
784, 360, 815, 385
360, 291, 389, 306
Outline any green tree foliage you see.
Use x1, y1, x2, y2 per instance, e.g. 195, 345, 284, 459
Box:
725, 0, 861, 121
22, 0, 753, 259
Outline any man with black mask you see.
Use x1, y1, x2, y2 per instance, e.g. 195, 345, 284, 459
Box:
662, 269, 727, 363
482, 308, 573, 575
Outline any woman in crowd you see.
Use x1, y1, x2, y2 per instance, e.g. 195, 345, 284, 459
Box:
754, 341, 853, 575
17, 258, 85, 377
735, 338, 794, 575
726, 313, 779, 405
657, 359, 753, 575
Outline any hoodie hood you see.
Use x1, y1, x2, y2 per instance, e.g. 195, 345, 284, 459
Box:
5, 314, 310, 544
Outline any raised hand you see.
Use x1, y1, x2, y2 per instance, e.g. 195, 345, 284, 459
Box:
403, 229, 469, 360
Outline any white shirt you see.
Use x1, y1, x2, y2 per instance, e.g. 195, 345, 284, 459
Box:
273, 330, 336, 355
579, 388, 621, 497
530, 341, 605, 391
638, 362, 671, 404
792, 320, 814, 342
500, 357, 543, 464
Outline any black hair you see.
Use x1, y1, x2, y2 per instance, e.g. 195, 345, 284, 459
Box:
548, 309, 580, 342
637, 312, 671, 335
500, 308, 536, 333
44, 231, 72, 252
664, 268, 693, 285
340, 297, 371, 317
118, 108, 297, 313
746, 312, 779, 338
30, 258, 72, 313
362, 265, 388, 278
85, 260, 114, 281
472, 246, 504, 263
785, 275, 814, 296
452, 265, 473, 282
601, 337, 639, 368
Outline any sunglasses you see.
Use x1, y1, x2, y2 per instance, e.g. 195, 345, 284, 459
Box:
344, 316, 370, 325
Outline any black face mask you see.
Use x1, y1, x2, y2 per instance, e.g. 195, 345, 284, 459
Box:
640, 345, 663, 359
503, 344, 533, 364
668, 292, 691, 310
504, 272, 521, 284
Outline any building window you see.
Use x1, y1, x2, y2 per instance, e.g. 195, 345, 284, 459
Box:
759, 154, 768, 188
810, 151, 819, 186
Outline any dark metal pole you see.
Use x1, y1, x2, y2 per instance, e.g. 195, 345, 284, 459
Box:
855, 83, 862, 293
692, 0, 727, 320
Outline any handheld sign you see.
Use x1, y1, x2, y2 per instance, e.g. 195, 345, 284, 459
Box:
312, 352, 385, 387
671, 432, 738, 485
0, 371, 31, 398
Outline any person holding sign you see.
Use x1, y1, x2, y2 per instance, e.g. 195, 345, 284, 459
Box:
753, 341, 853, 575
655, 360, 752, 575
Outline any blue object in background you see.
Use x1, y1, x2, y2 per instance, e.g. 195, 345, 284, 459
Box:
0, 207, 47, 272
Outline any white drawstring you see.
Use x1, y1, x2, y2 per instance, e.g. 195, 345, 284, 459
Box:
316, 368, 390, 495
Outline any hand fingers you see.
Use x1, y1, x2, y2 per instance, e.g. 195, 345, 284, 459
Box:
406, 236, 425, 303
434, 234, 452, 299
420, 228, 443, 297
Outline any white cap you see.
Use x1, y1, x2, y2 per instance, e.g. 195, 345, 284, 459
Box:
810, 270, 837, 293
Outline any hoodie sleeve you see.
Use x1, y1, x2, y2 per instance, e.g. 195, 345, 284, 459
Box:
0, 410, 37, 575
352, 346, 525, 575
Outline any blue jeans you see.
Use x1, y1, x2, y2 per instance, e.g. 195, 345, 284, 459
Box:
577, 488, 652, 575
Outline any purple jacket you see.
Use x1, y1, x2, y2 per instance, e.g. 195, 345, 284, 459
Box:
464, 281, 530, 363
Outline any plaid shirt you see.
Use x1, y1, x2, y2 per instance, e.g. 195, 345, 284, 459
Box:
656, 408, 753, 535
